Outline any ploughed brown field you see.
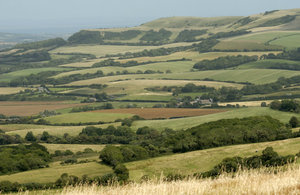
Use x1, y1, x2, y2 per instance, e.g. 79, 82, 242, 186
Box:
92, 108, 227, 119
0, 101, 89, 116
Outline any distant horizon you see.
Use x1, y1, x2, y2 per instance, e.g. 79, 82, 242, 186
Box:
1, 0, 300, 34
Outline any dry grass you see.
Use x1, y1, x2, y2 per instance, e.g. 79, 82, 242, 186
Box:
0, 101, 89, 116
18, 165, 300, 195
92, 108, 226, 120
0, 87, 27, 95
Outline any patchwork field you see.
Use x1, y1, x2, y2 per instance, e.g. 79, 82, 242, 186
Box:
92, 108, 227, 120
0, 101, 87, 116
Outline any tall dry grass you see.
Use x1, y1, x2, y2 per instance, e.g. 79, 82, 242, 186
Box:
18, 165, 300, 195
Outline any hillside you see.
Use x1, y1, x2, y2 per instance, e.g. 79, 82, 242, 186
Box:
1, 8, 300, 194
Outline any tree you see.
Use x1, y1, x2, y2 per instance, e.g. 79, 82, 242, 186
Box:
261, 102, 267, 107
99, 145, 124, 166
25, 131, 36, 142
289, 116, 299, 128
114, 164, 129, 182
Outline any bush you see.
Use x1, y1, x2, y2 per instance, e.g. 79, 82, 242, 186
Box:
114, 164, 129, 182
289, 116, 299, 128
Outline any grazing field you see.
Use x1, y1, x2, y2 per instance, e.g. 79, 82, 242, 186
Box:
4, 137, 300, 185
0, 87, 27, 95
213, 40, 283, 51
126, 137, 300, 180
237, 59, 300, 69
269, 34, 300, 48
0, 101, 87, 116
4, 123, 121, 137
92, 108, 227, 119
117, 51, 277, 63
218, 100, 273, 107
0, 67, 69, 82
132, 107, 300, 130
66, 69, 298, 86
51, 45, 168, 58
0, 162, 112, 184
43, 112, 134, 124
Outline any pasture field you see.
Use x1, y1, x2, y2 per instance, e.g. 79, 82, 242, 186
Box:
213, 40, 283, 51
116, 93, 173, 102
117, 51, 278, 63
66, 69, 299, 86
0, 161, 112, 184
126, 137, 300, 180
0, 87, 27, 95
92, 108, 227, 120
0, 67, 69, 82
50, 44, 178, 58
218, 100, 273, 107
0, 101, 87, 116
269, 34, 300, 48
3, 137, 300, 184
43, 112, 134, 124
229, 31, 300, 44
237, 59, 300, 69
59, 59, 104, 68
4, 123, 121, 137
132, 107, 300, 130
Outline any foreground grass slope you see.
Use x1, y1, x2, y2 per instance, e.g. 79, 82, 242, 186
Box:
2, 137, 300, 184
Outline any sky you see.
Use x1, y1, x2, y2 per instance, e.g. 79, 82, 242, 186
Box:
0, 0, 300, 34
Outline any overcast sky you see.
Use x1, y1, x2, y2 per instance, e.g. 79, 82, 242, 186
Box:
1, 0, 300, 34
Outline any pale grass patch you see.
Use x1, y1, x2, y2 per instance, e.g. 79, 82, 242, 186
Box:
16, 165, 300, 195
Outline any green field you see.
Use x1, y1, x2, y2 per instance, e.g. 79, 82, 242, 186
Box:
67, 69, 299, 86
0, 161, 112, 184
2, 137, 300, 183
0, 67, 69, 82
269, 34, 300, 48
43, 112, 134, 124
132, 107, 300, 130
126, 137, 300, 179
237, 59, 300, 69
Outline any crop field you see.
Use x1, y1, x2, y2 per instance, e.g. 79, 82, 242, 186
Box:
59, 59, 105, 68
4, 123, 121, 137
218, 100, 273, 107
40, 144, 106, 153
0, 101, 88, 116
132, 107, 300, 130
92, 108, 227, 120
0, 67, 69, 82
0, 87, 27, 95
43, 112, 134, 124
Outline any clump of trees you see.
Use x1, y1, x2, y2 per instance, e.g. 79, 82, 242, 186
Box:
270, 100, 300, 113
193, 55, 258, 70
68, 30, 103, 44
0, 144, 51, 175
140, 29, 172, 43
259, 15, 296, 27
175, 29, 207, 42
197, 147, 295, 178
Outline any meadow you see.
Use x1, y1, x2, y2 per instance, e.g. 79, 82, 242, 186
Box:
92, 108, 226, 120
0, 87, 27, 95
132, 107, 300, 130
